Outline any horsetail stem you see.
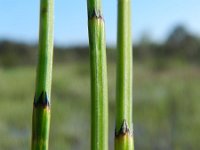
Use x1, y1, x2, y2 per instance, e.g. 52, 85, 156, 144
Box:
115, 0, 134, 149
87, 0, 108, 150
31, 0, 54, 149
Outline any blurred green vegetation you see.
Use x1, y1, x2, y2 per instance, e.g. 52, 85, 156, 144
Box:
0, 25, 200, 149
0, 62, 200, 149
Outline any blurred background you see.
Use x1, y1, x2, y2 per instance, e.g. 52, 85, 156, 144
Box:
0, 0, 200, 149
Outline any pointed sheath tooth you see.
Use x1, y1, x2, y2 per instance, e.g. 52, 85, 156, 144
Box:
34, 91, 50, 108
115, 120, 131, 138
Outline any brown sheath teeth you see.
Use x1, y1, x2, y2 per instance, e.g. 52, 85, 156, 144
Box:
34, 91, 50, 108
115, 120, 131, 137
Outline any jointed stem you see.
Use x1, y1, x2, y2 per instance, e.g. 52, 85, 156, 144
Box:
32, 0, 54, 149
87, 0, 108, 150
115, 0, 134, 149
35, 0, 54, 101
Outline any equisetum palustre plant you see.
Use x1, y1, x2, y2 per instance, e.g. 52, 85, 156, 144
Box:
31, 0, 134, 149
31, 0, 54, 149
87, 0, 108, 149
115, 0, 134, 149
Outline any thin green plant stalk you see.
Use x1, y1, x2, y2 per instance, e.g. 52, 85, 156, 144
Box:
31, 0, 54, 149
87, 0, 108, 150
115, 0, 134, 149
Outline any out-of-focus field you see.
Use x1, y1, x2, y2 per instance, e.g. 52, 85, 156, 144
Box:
0, 61, 200, 150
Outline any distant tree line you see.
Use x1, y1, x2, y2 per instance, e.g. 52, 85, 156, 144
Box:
1, 25, 200, 67
135, 25, 200, 62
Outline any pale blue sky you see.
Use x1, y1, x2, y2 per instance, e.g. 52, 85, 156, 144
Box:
0, 0, 200, 45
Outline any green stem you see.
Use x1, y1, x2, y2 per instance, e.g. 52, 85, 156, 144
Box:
87, 0, 108, 150
115, 0, 134, 149
32, 0, 54, 149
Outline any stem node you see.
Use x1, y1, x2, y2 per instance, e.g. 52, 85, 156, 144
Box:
115, 120, 132, 138
88, 9, 103, 20
34, 91, 50, 109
